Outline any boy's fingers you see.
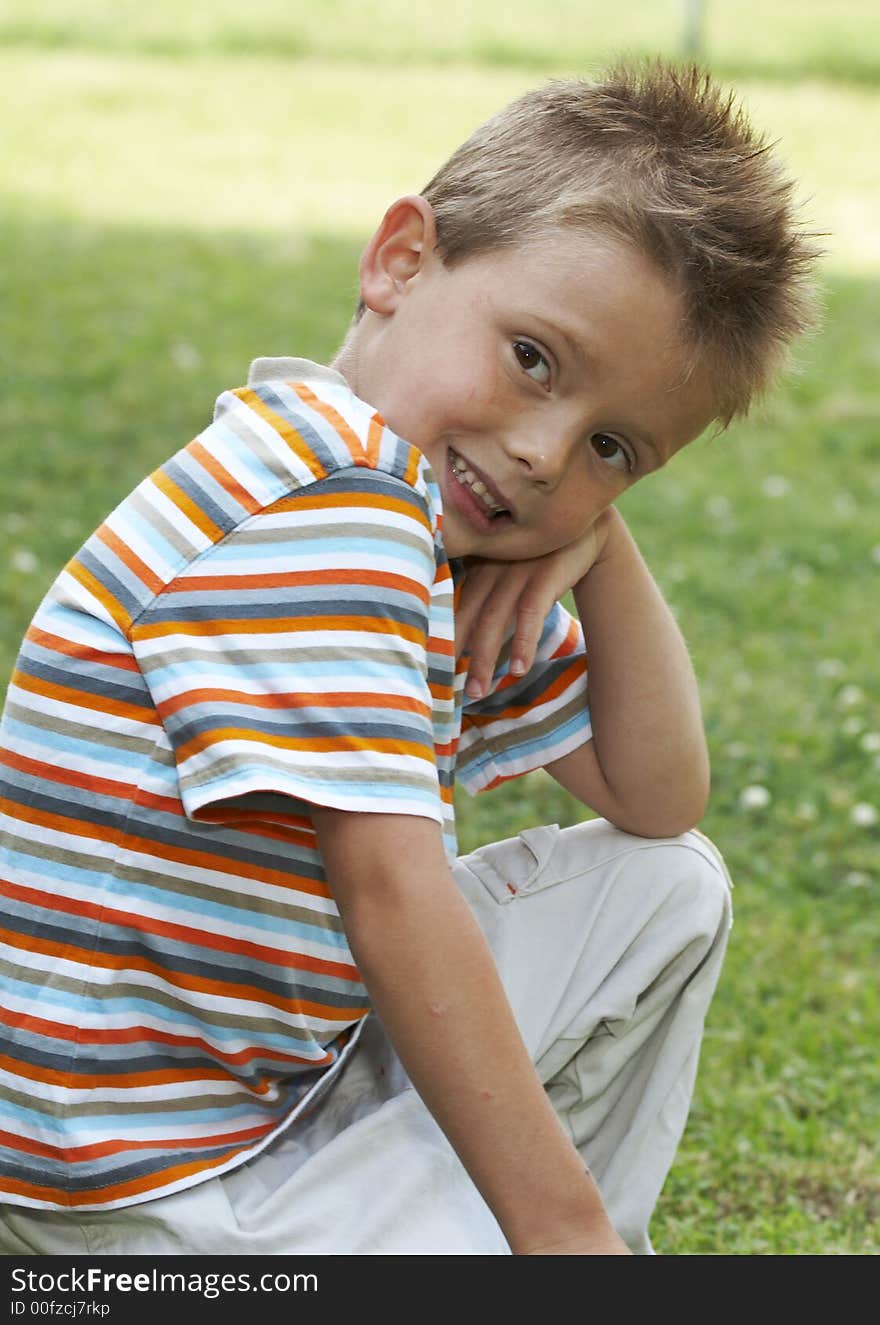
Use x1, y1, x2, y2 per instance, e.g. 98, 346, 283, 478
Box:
462, 566, 549, 699
464, 598, 514, 698
509, 594, 550, 677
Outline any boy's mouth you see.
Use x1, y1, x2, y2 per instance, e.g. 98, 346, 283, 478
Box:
448, 449, 513, 522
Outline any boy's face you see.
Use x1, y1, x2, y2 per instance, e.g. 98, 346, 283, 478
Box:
355, 225, 717, 561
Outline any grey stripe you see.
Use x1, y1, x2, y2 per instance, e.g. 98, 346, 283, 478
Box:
254, 385, 344, 475
216, 406, 301, 492
183, 751, 440, 795
142, 595, 428, 629
14, 653, 149, 710
471, 659, 587, 717
164, 454, 239, 537
0, 958, 363, 1041
3, 698, 167, 761
465, 691, 590, 759
171, 711, 432, 746
0, 778, 325, 880
229, 520, 430, 555
0, 1076, 321, 1122
137, 642, 422, 672
128, 485, 203, 565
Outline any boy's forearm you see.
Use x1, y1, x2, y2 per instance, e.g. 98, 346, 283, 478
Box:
311, 808, 626, 1255
559, 509, 709, 837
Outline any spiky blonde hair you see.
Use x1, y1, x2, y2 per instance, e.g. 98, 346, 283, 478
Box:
419, 62, 820, 423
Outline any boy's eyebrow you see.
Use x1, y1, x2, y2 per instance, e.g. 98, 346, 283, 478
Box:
529, 314, 586, 367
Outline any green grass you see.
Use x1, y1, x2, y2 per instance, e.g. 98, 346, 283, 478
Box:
0, 17, 877, 1254
2, 0, 880, 85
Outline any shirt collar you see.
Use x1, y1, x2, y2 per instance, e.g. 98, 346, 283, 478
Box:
247, 356, 348, 390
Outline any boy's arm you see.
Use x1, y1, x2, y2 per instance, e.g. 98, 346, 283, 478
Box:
310, 805, 630, 1256
458, 506, 709, 838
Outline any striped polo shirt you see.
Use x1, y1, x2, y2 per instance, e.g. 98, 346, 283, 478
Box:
0, 358, 591, 1210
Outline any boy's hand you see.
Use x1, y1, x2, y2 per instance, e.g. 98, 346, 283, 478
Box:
456, 509, 615, 699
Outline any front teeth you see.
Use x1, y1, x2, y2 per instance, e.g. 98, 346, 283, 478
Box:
450, 453, 506, 514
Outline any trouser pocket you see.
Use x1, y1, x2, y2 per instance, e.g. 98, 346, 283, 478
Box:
459, 824, 562, 905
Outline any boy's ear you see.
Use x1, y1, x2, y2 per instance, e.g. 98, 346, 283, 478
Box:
359, 195, 438, 316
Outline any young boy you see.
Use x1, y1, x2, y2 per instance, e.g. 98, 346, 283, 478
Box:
0, 63, 816, 1255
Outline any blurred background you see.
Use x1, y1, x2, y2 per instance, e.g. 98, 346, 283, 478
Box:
0, 1, 877, 1253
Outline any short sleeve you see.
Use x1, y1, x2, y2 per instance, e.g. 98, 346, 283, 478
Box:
130, 467, 444, 828
455, 600, 590, 794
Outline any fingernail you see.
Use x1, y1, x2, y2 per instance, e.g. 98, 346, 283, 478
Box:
466, 678, 484, 699
510, 657, 526, 676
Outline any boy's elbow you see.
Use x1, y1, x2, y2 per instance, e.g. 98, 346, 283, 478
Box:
610, 780, 710, 840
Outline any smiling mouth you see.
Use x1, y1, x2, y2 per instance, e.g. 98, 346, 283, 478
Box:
448, 450, 512, 520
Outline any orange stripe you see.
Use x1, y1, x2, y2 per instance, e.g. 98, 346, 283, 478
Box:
235, 387, 327, 480
0, 1118, 290, 1165
402, 445, 422, 487
0, 795, 331, 897
175, 727, 434, 764
0, 1050, 229, 1091
187, 439, 263, 516
365, 413, 384, 467
24, 625, 139, 672
0, 882, 358, 982
159, 686, 432, 720
11, 666, 155, 722
163, 565, 430, 604
132, 613, 428, 642
0, 1141, 261, 1207
94, 523, 164, 597
0, 1005, 341, 1070
427, 633, 455, 658
464, 658, 586, 722
64, 559, 131, 633
266, 487, 431, 529
0, 922, 364, 1019
0, 796, 125, 851
0, 753, 318, 853
149, 468, 225, 543
291, 381, 365, 464
0, 747, 143, 802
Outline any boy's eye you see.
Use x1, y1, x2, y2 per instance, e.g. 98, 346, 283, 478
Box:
590, 434, 632, 472
513, 340, 551, 387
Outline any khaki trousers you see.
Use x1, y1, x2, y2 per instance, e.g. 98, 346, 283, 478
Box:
1, 819, 732, 1256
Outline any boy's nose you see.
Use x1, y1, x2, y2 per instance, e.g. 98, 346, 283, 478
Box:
505, 424, 578, 486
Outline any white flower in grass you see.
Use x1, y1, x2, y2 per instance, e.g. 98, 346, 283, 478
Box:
850, 803, 878, 828
837, 685, 864, 708
842, 716, 863, 737
761, 475, 791, 498
726, 741, 749, 759
739, 785, 771, 810
816, 658, 845, 679
844, 871, 869, 888
833, 492, 857, 517
872, 545, 880, 565
11, 549, 38, 573
860, 732, 880, 753
794, 801, 817, 823
706, 495, 734, 525
170, 341, 202, 372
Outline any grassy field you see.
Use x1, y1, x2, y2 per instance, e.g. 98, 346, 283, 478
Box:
1, 3, 877, 1254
